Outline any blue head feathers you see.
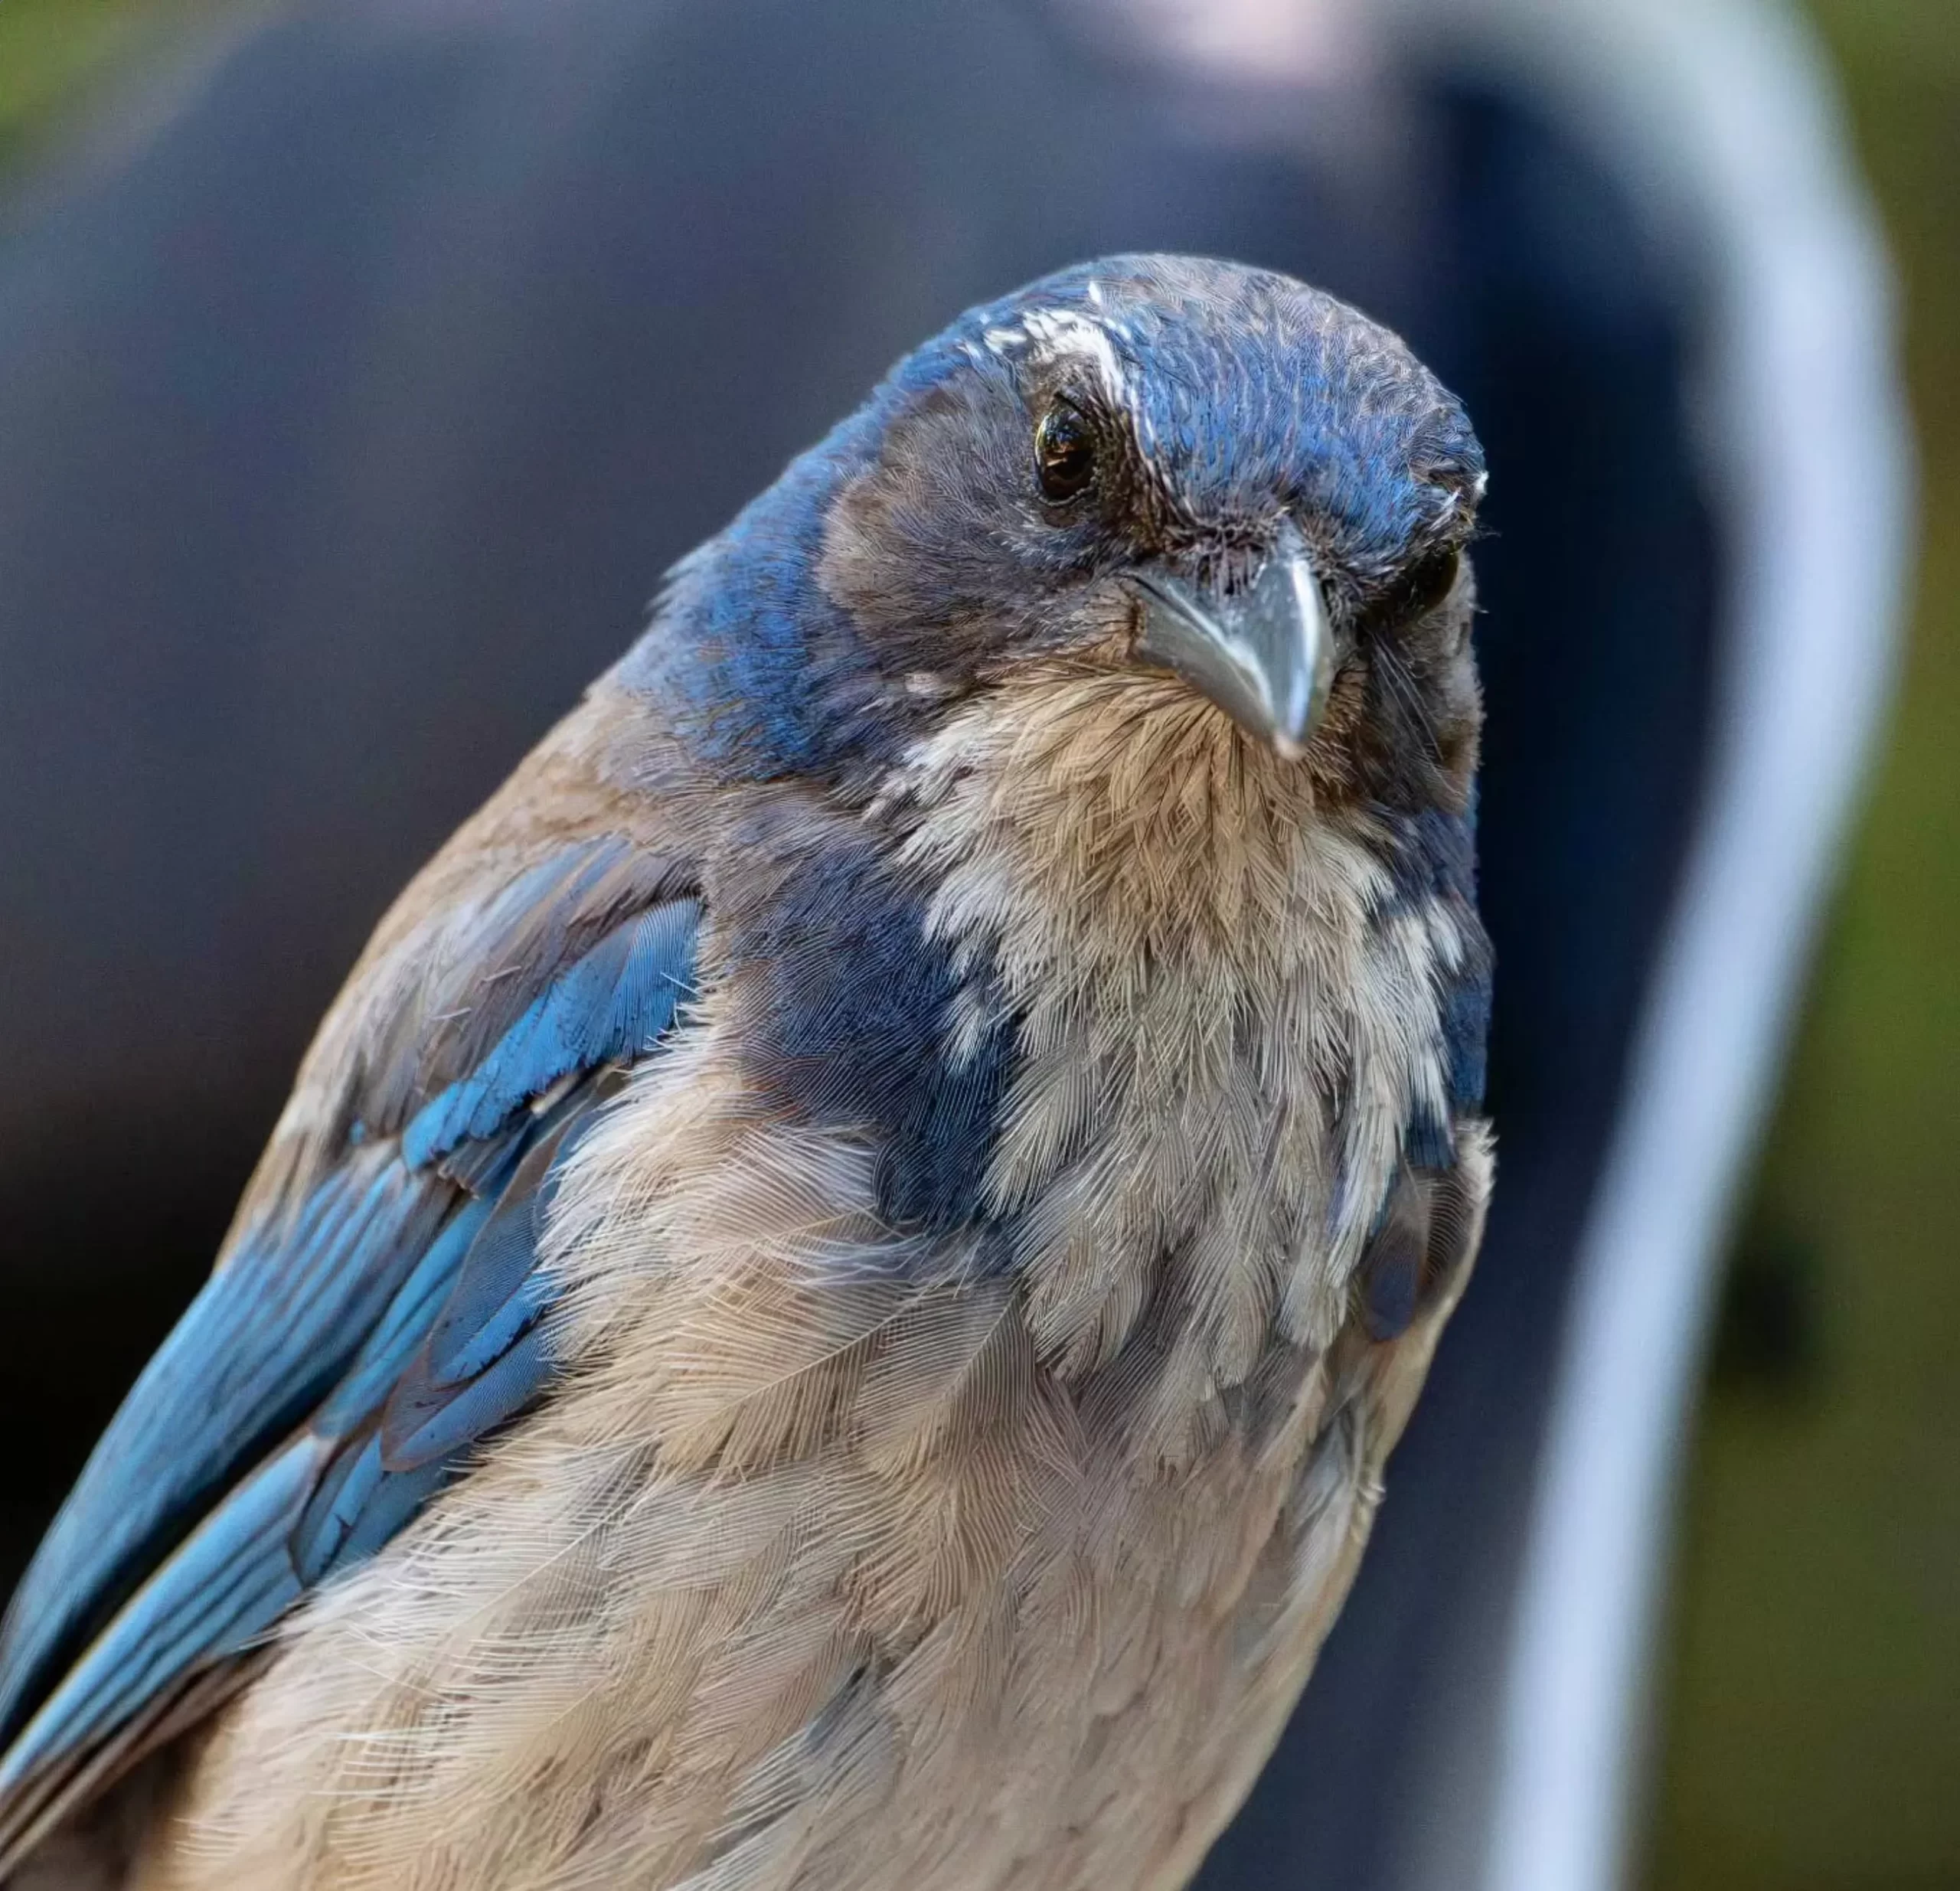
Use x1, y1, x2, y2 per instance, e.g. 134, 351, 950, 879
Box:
627, 253, 1484, 796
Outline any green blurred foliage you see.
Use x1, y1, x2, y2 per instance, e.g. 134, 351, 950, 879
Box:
0, 0, 224, 170
1645, 4, 1960, 1889
0, 2, 1952, 1885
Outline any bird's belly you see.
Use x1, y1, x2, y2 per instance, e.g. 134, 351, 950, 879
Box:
903, 1385, 1382, 1891
130, 1330, 1398, 1891
131, 1057, 1465, 1891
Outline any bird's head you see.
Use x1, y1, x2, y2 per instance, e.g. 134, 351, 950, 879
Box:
639, 255, 1485, 820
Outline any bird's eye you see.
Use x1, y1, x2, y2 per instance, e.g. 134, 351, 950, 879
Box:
1403, 548, 1462, 619
1034, 403, 1097, 501
1362, 547, 1461, 635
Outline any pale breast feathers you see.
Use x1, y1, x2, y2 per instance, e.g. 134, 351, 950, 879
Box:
122, 684, 1486, 1891
0, 662, 1489, 1891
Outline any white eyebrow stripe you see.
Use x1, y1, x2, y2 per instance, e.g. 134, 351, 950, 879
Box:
982, 307, 1132, 407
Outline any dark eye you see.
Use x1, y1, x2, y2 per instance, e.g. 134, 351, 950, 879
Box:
1362, 547, 1461, 635
1034, 403, 1097, 501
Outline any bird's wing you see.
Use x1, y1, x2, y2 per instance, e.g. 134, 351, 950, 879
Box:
0, 825, 701, 1868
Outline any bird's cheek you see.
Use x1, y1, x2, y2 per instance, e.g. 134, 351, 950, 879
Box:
1297, 649, 1369, 766
1063, 583, 1151, 665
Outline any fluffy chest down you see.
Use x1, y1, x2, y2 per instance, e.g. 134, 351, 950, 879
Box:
136, 690, 1491, 1891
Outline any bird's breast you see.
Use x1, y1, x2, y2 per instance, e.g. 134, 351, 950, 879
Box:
142, 724, 1478, 1891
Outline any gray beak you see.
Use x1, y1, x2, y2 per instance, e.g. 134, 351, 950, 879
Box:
1128, 520, 1338, 758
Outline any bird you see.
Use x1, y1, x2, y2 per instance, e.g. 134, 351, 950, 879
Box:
0, 254, 1493, 1891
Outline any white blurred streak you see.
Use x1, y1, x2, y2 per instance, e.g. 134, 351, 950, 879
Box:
1364, 5, 1913, 1890
1081, 0, 1376, 87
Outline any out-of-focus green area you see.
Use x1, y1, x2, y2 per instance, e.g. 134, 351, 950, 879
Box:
0, 2, 1952, 1886
0, 0, 226, 170
1645, 4, 1960, 1889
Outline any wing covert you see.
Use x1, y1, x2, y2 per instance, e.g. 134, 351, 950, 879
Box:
0, 867, 700, 1868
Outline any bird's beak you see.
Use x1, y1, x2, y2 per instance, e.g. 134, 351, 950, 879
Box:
1127, 520, 1339, 759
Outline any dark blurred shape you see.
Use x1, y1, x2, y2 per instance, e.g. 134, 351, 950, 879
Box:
0, 2, 1722, 1885
1707, 1224, 1826, 1399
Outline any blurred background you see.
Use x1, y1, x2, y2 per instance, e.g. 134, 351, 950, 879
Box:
0, 2, 1949, 1888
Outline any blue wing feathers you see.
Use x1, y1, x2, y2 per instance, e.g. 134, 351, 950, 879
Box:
423, 1125, 576, 1383
292, 1431, 454, 1588
0, 1439, 320, 1796
383, 1330, 554, 1475
402, 898, 697, 1169
0, 1152, 443, 1744
0, 883, 701, 1833
292, 1432, 389, 1586
1401, 1099, 1455, 1172
314, 1193, 496, 1435
1442, 959, 1492, 1111
326, 1457, 456, 1576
